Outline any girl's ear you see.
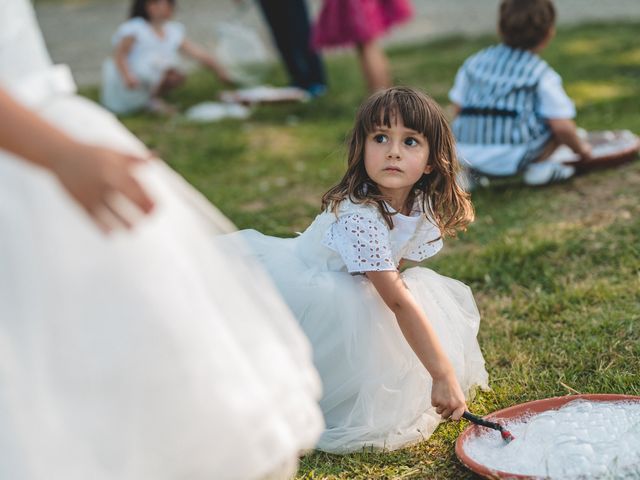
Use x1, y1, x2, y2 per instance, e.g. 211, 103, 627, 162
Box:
423, 164, 433, 174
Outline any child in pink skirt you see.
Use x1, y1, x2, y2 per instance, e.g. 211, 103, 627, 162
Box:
312, 0, 413, 92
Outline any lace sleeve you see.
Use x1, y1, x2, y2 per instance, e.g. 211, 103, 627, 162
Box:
322, 213, 396, 273
403, 218, 443, 262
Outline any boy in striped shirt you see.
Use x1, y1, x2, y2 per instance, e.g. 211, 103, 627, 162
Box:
449, 0, 591, 187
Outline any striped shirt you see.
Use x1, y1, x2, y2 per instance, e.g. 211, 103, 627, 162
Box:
449, 44, 575, 176
452, 44, 551, 146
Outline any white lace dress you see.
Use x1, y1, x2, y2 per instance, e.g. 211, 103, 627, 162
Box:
0, 1, 322, 479
231, 199, 489, 453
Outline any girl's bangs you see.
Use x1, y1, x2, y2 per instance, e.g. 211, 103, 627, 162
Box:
362, 92, 429, 136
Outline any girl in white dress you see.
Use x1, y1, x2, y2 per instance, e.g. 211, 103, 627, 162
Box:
0, 1, 322, 479
101, 0, 232, 114
230, 87, 489, 453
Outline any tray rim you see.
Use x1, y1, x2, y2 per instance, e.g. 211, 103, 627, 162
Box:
455, 393, 640, 480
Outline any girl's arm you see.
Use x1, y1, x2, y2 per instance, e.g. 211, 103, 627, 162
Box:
114, 36, 139, 89
0, 87, 154, 232
366, 270, 468, 420
180, 39, 233, 84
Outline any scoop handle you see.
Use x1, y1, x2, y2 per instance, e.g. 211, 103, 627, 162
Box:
462, 411, 504, 432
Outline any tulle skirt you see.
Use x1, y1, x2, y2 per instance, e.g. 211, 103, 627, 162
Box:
235, 229, 489, 453
0, 95, 323, 479
312, 0, 413, 49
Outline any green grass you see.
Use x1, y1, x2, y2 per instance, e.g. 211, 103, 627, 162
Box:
83, 21, 640, 479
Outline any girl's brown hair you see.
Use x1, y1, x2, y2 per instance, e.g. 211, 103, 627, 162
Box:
130, 0, 175, 20
321, 86, 474, 237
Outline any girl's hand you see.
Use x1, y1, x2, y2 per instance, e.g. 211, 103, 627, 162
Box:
125, 74, 140, 89
50, 142, 155, 233
431, 370, 467, 420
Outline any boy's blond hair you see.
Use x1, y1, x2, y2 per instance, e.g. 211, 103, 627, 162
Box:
499, 0, 556, 50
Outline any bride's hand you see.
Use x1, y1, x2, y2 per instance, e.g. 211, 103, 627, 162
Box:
0, 87, 155, 233
50, 142, 155, 233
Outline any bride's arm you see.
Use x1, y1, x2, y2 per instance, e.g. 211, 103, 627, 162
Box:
366, 269, 467, 420
0, 87, 154, 232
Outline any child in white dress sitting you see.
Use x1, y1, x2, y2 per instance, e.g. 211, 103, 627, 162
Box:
449, 0, 592, 187
229, 87, 489, 453
101, 0, 232, 114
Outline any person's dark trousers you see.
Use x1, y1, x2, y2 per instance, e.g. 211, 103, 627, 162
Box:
257, 0, 326, 91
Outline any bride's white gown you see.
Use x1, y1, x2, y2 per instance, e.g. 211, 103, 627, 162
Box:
0, 1, 323, 479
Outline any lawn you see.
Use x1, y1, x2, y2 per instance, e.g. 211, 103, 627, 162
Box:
83, 21, 640, 479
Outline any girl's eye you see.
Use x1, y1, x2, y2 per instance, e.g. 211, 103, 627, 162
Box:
405, 137, 419, 147
373, 134, 387, 143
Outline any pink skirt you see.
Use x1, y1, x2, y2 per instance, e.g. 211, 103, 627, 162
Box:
312, 0, 413, 49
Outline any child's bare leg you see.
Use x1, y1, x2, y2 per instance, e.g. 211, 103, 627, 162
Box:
147, 69, 185, 114
531, 138, 560, 163
153, 69, 186, 97
356, 41, 391, 93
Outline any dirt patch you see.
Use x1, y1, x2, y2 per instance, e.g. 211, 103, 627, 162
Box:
246, 126, 303, 160
239, 200, 267, 213
557, 160, 640, 227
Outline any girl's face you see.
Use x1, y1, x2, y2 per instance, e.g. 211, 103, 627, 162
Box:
146, 0, 174, 22
364, 115, 431, 204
